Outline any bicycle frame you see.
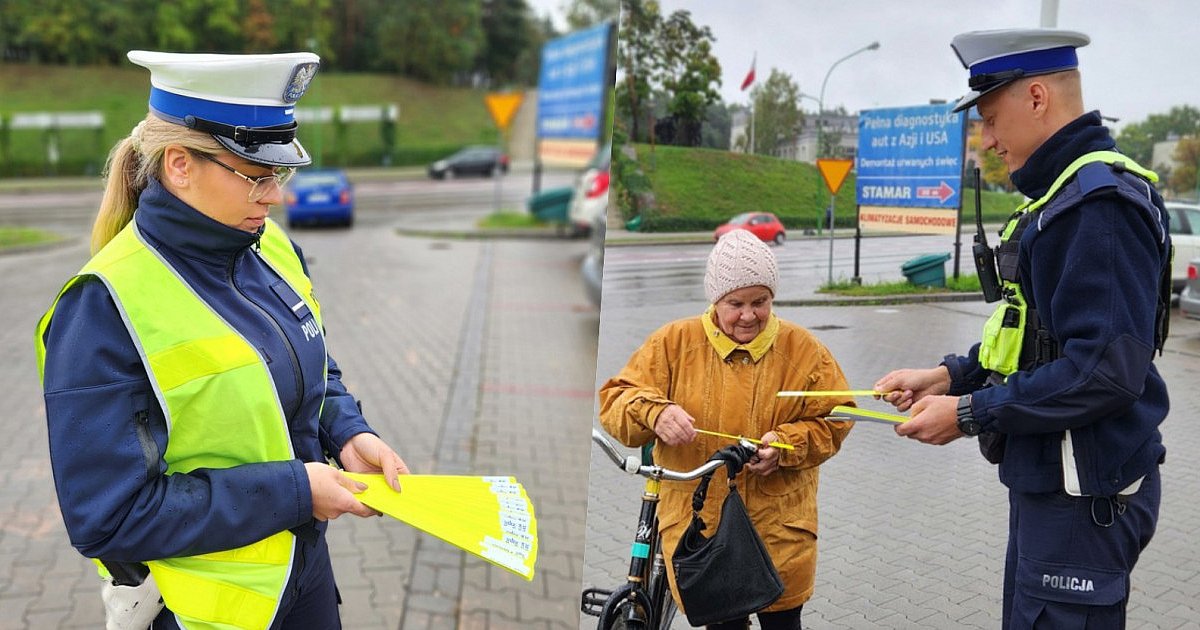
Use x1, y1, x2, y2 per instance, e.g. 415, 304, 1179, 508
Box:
583, 429, 756, 630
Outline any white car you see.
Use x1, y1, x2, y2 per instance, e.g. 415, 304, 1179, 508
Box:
567, 143, 612, 236
1167, 201, 1200, 292
1181, 258, 1200, 319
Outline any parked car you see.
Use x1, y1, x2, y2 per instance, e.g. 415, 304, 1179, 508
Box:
567, 142, 612, 236
714, 212, 786, 245
427, 146, 509, 179
284, 169, 353, 228
1166, 201, 1200, 292
1181, 258, 1200, 320
581, 211, 606, 308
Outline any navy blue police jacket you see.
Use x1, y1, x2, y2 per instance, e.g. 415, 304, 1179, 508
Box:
943, 112, 1169, 496
41, 178, 374, 562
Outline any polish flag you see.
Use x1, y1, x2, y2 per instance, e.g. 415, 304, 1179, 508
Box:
740, 54, 756, 91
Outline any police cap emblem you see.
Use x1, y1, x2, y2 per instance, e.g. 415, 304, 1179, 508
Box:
284, 62, 320, 104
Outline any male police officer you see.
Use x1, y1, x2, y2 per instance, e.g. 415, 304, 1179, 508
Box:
875, 29, 1170, 628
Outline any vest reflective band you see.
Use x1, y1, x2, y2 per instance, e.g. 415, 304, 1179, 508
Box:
977, 151, 1158, 375
35, 218, 323, 629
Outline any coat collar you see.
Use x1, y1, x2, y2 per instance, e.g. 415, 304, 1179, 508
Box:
134, 177, 262, 263
701, 305, 779, 362
1009, 111, 1115, 200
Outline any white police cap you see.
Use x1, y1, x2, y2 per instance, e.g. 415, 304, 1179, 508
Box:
127, 50, 320, 167
950, 28, 1089, 113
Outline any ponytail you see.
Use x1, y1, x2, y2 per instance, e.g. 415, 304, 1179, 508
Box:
92, 136, 142, 254
91, 115, 224, 254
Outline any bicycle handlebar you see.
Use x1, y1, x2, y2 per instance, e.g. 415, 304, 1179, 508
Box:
591, 428, 756, 482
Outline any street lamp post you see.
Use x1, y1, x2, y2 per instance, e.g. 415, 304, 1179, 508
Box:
816, 41, 880, 161
816, 41, 879, 286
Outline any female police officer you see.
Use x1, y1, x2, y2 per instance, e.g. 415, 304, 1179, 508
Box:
35, 51, 407, 629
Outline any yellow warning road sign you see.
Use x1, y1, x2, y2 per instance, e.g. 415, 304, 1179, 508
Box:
484, 92, 525, 131
817, 158, 854, 195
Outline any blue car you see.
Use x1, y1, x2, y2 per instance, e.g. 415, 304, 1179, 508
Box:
285, 169, 354, 228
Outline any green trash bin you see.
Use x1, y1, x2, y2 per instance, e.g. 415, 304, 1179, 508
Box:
901, 253, 952, 287
527, 186, 574, 223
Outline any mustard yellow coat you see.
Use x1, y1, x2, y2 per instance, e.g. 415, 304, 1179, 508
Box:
599, 311, 853, 613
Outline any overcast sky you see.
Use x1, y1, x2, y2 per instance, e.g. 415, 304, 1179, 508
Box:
528, 0, 1200, 130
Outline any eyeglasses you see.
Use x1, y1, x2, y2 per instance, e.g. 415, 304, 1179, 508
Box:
192, 151, 296, 202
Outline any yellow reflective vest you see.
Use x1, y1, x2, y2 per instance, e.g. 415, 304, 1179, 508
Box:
35, 218, 324, 629
978, 150, 1158, 375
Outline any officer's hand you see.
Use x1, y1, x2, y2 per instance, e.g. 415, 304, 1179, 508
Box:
340, 432, 410, 493
874, 367, 951, 412
894, 394, 962, 445
746, 431, 782, 476
653, 404, 697, 446
305, 462, 377, 521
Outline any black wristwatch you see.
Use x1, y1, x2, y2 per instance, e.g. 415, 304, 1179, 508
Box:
956, 394, 982, 437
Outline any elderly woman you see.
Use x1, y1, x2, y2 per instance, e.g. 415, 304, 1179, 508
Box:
599, 229, 853, 629
34, 51, 405, 629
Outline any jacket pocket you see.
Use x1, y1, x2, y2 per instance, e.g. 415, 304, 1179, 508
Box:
131, 392, 159, 479
754, 467, 809, 497
1017, 556, 1126, 607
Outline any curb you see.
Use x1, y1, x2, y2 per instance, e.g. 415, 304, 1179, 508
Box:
393, 225, 584, 241
775, 292, 984, 307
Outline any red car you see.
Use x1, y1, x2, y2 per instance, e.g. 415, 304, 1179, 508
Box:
713, 212, 786, 245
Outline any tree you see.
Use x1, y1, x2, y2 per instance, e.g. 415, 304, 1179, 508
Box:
511, 14, 557, 86
268, 0, 336, 62
478, 0, 533, 86
657, 9, 720, 146
564, 0, 618, 29
1115, 105, 1200, 167
372, 0, 484, 83
968, 125, 1012, 191
615, 0, 661, 143
242, 0, 278, 52
701, 102, 731, 150
748, 68, 800, 156
1170, 136, 1200, 196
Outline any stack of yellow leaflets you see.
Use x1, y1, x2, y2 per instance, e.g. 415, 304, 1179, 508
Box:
829, 405, 908, 425
344, 473, 538, 580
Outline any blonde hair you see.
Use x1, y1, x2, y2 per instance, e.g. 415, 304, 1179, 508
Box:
92, 115, 224, 254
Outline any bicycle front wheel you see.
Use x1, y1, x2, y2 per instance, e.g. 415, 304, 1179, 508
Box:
598, 584, 653, 630
609, 603, 648, 630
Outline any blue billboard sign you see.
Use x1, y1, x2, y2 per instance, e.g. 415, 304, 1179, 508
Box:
536, 22, 612, 143
855, 104, 967, 208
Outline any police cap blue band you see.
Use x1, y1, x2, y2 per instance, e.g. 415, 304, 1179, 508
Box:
970, 46, 1078, 80
148, 87, 295, 129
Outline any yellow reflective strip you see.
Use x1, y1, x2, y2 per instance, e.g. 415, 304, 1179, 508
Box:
153, 562, 277, 629
192, 531, 293, 565
148, 335, 260, 392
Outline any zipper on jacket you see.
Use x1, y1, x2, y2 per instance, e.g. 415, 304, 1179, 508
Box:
133, 408, 159, 479
227, 253, 304, 419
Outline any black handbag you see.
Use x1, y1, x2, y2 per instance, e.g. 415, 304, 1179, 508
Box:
672, 446, 784, 626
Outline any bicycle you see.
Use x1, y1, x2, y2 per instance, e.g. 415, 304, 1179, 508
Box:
581, 428, 758, 630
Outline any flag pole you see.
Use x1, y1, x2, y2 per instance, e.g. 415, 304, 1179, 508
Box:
741, 52, 757, 154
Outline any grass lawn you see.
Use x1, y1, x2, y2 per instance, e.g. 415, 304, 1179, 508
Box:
0, 226, 61, 249
476, 211, 549, 229
0, 63, 501, 175
820, 273, 983, 296
617, 143, 1026, 232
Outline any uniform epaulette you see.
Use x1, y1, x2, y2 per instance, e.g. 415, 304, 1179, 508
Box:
1037, 162, 1125, 231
